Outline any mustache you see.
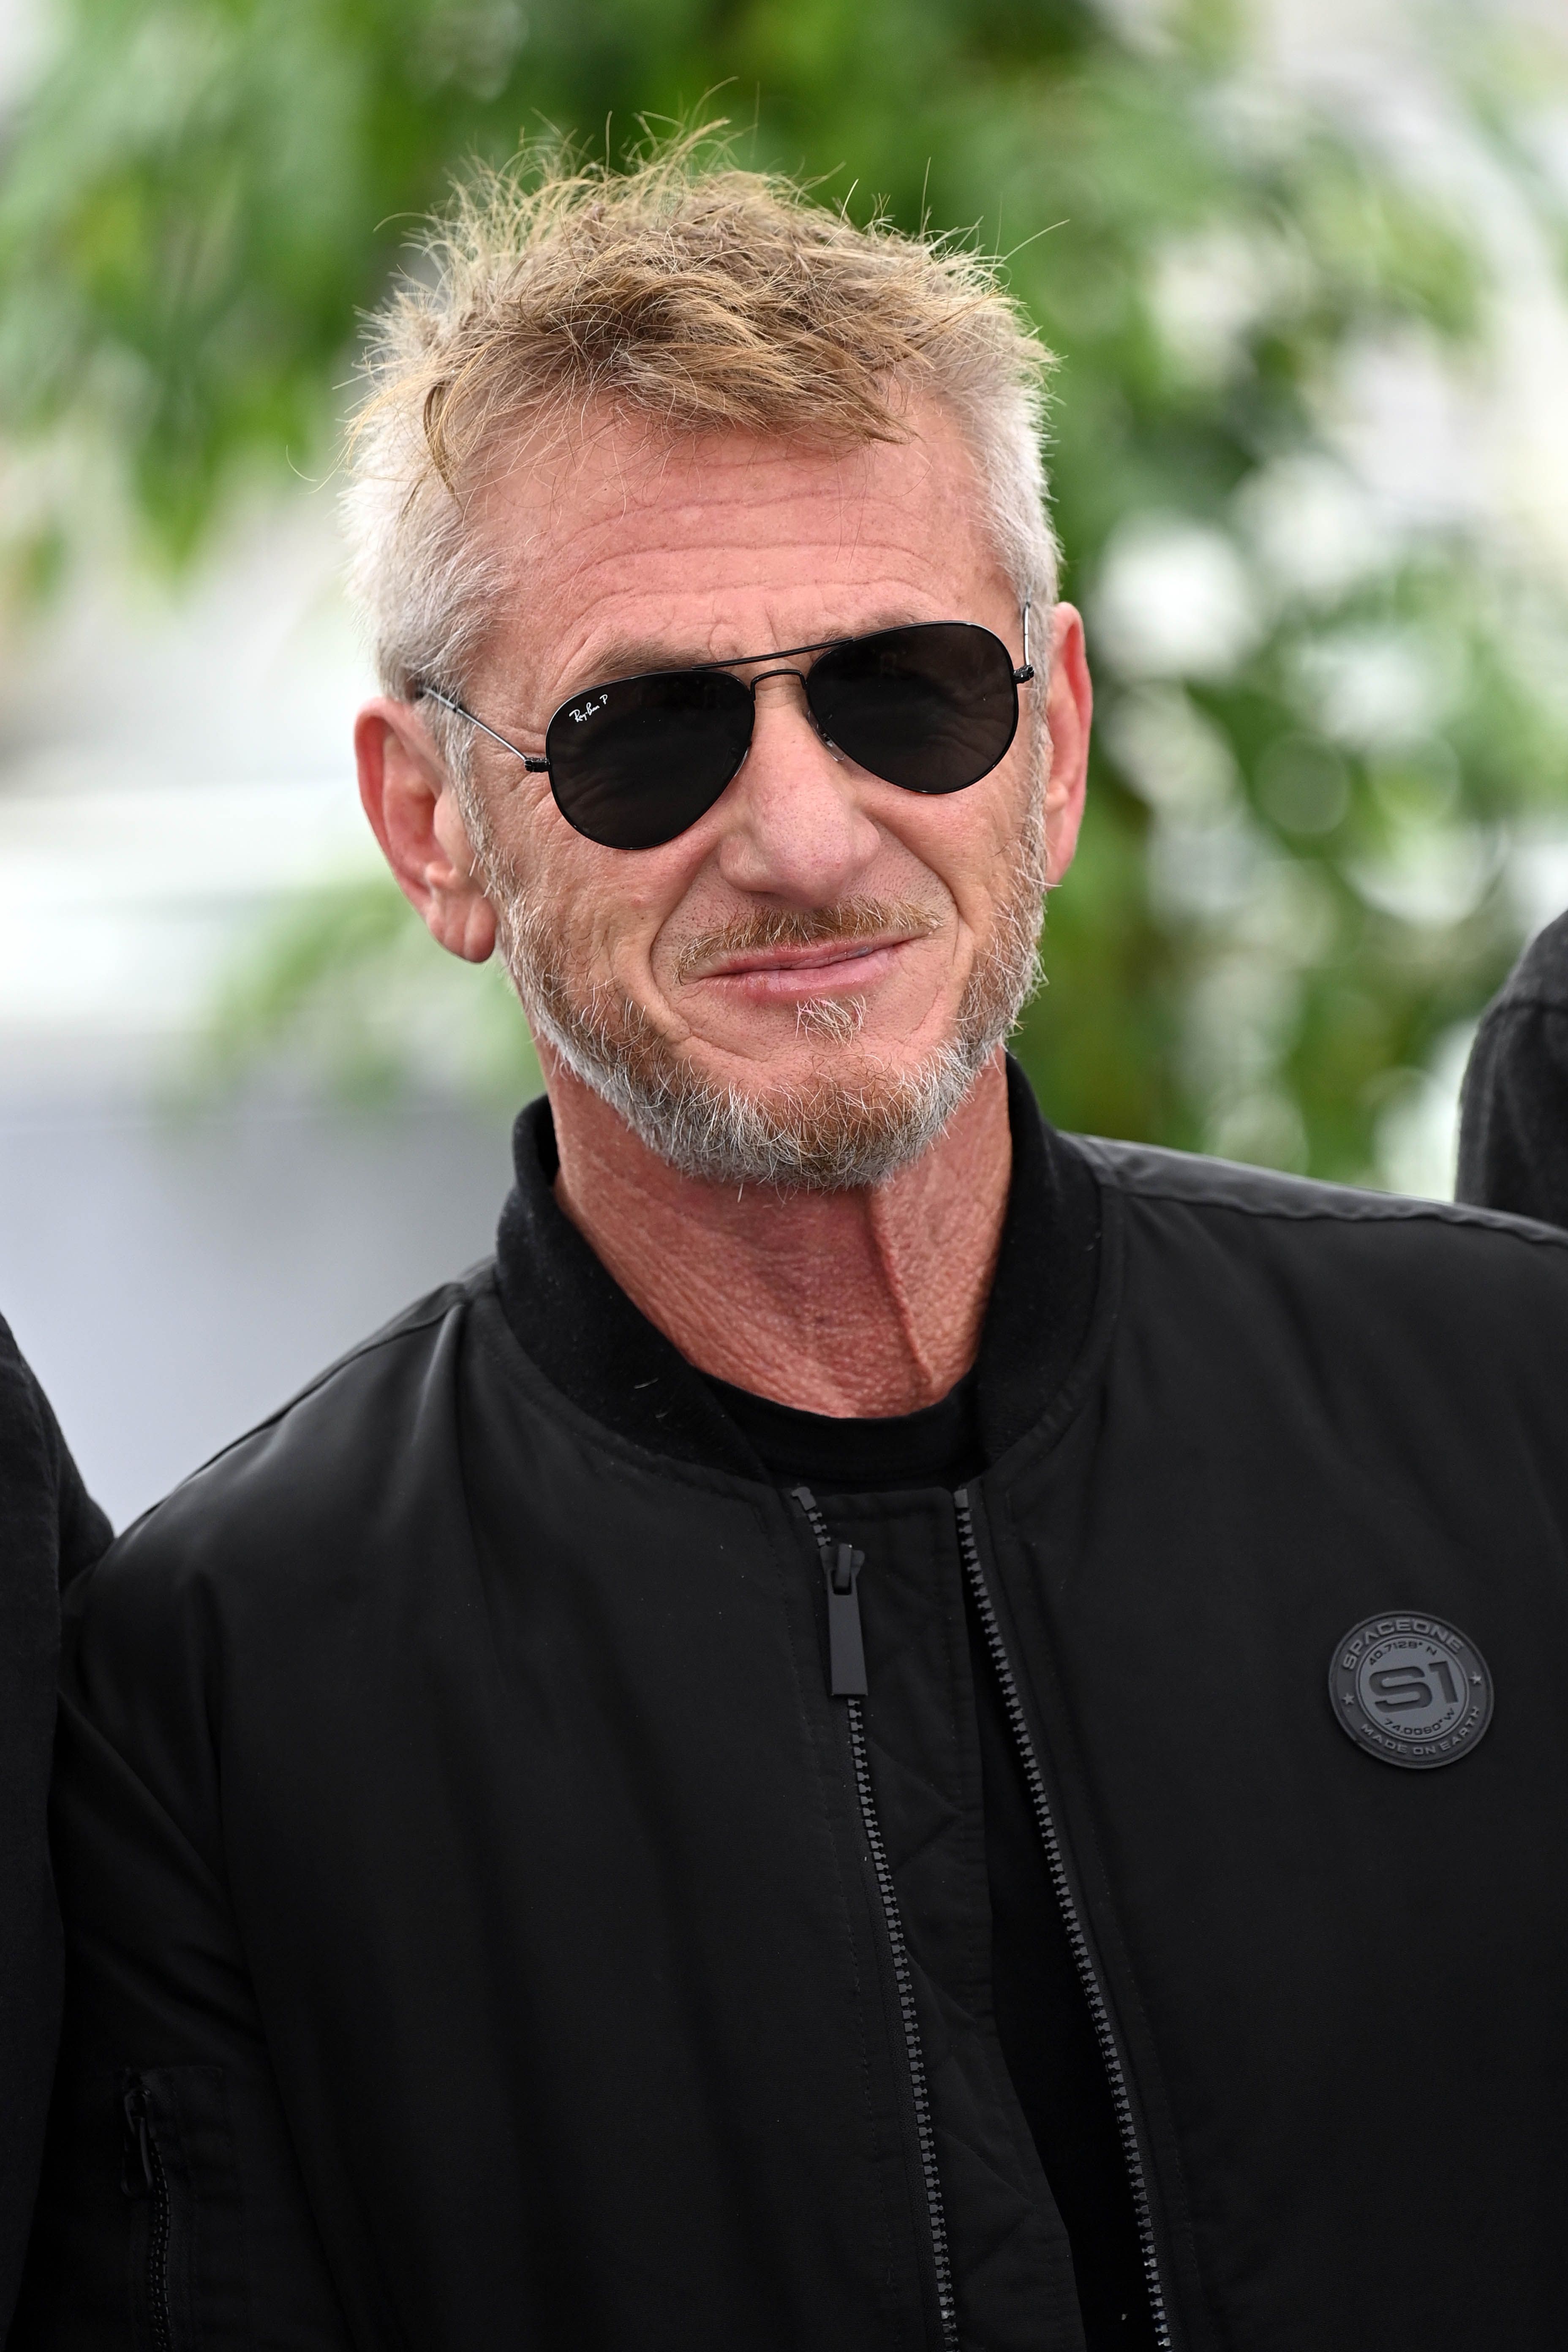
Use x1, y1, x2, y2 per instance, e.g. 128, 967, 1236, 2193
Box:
673, 898, 943, 984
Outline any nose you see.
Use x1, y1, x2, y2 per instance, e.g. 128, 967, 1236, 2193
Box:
713, 671, 882, 905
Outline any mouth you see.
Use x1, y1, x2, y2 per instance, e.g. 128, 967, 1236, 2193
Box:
694, 935, 917, 999
669, 897, 947, 1010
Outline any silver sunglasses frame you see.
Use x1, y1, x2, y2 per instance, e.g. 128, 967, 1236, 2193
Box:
415, 601, 1034, 778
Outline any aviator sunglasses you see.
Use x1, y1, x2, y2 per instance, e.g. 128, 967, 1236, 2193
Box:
416, 608, 1035, 853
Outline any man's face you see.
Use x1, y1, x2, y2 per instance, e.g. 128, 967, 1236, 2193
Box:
440, 397, 1088, 1182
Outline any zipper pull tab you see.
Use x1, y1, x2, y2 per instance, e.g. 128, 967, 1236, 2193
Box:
121, 2080, 152, 2200
825, 1541, 868, 1697
792, 1487, 869, 1700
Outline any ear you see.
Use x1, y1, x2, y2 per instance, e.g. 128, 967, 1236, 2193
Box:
354, 698, 498, 965
1040, 604, 1092, 886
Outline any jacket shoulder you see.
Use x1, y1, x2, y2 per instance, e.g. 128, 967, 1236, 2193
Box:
94, 1263, 501, 1591
55, 1265, 517, 1878
1484, 904, 1568, 1017
1075, 1135, 1568, 1253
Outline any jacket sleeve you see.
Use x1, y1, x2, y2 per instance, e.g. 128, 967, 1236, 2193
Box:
0, 1321, 111, 2341
10, 1535, 355, 2351
1456, 909, 1568, 1228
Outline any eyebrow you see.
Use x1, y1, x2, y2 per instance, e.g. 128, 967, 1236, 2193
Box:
564, 638, 732, 686
557, 611, 924, 697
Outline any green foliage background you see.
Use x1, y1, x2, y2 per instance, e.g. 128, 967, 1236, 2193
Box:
3, 0, 1567, 1178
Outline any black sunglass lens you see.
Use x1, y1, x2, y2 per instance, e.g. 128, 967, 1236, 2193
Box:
806, 621, 1019, 795
546, 670, 754, 850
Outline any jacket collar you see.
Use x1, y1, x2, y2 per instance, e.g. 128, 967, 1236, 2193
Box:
494, 1055, 1102, 1481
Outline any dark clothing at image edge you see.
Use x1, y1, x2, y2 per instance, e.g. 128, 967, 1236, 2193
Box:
1458, 902, 1568, 1228
17, 1059, 1568, 2351
0, 1320, 110, 2338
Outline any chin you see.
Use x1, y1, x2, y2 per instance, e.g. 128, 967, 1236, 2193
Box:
694, 1020, 935, 1091
710, 990, 945, 1068
615, 1028, 987, 1192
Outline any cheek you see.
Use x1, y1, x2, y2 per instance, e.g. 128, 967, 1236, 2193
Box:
485, 783, 604, 964
885, 762, 1034, 923
514, 812, 706, 992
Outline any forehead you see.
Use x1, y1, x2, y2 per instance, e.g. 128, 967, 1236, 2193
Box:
475, 398, 1004, 694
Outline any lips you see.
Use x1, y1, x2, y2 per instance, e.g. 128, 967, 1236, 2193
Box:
701, 934, 911, 984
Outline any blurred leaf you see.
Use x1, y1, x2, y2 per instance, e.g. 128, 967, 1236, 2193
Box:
204, 872, 542, 1103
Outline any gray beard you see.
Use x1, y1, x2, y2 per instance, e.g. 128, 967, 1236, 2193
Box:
467, 790, 1048, 1194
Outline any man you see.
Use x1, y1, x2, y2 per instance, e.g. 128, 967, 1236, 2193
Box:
16, 156, 1568, 2352
1457, 907, 1568, 1226
0, 1320, 109, 2337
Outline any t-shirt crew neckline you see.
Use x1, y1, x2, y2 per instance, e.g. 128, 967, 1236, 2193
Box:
493, 1054, 1104, 1487
700, 1365, 984, 1492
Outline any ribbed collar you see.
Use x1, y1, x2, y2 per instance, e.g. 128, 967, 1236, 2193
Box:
493, 1055, 1102, 1484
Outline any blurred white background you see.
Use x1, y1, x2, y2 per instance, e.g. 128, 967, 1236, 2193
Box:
0, 486, 518, 1522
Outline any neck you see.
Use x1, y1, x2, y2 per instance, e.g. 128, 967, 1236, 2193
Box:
546, 1051, 1013, 1417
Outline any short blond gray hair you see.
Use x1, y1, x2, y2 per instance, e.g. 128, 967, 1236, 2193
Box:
342, 142, 1059, 724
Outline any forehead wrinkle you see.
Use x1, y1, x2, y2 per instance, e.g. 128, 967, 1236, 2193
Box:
549, 505, 958, 621
533, 500, 945, 634
505, 421, 964, 592
487, 391, 976, 568
537, 539, 956, 685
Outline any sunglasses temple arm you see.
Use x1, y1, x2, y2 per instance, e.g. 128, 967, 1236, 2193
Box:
415, 686, 551, 773
1014, 596, 1035, 685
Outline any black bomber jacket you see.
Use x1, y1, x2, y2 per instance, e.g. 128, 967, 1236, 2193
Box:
16, 1062, 1568, 2352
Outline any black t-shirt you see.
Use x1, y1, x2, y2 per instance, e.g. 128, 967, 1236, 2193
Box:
703, 1365, 1157, 2352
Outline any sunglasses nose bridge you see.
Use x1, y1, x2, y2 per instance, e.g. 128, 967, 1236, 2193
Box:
738, 663, 842, 775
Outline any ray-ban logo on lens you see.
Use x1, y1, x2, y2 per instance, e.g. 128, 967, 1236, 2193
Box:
1330, 1613, 1493, 1770
569, 693, 609, 724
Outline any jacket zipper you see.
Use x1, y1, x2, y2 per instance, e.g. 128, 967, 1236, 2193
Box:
794, 1488, 961, 2352
122, 2076, 175, 2352
954, 1488, 1175, 2352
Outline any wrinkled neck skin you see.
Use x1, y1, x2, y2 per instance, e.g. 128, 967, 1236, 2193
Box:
547, 1050, 1012, 1418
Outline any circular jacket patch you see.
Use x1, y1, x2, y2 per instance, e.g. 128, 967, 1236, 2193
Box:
1329, 1613, 1493, 1770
